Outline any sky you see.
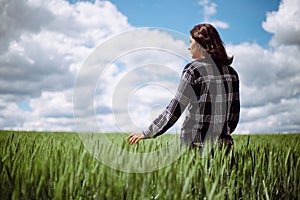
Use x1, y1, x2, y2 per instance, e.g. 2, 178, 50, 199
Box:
0, 0, 300, 134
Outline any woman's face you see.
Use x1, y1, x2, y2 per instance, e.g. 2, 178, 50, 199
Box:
188, 36, 203, 59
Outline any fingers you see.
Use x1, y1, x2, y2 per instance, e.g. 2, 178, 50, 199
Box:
128, 134, 140, 145
128, 136, 138, 145
128, 132, 144, 145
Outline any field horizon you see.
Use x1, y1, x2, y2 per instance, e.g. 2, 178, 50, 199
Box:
1, 129, 299, 135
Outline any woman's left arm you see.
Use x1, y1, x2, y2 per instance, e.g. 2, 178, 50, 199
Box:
128, 65, 196, 144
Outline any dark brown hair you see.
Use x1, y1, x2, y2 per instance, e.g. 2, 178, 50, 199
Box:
190, 23, 233, 66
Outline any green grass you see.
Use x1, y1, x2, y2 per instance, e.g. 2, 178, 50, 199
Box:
0, 130, 299, 199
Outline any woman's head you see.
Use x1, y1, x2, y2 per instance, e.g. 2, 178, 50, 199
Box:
189, 23, 233, 66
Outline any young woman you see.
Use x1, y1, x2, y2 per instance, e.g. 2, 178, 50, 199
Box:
129, 24, 240, 149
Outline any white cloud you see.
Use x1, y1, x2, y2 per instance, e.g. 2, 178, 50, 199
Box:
198, 0, 229, 29
262, 0, 300, 46
238, 98, 300, 133
0, 100, 28, 129
199, 0, 217, 16
0, 0, 54, 53
78, 29, 190, 133
21, 90, 74, 132
229, 42, 300, 133
229, 43, 300, 107
230, 0, 300, 133
0, 0, 131, 131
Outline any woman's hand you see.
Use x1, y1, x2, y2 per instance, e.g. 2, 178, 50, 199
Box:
128, 132, 145, 145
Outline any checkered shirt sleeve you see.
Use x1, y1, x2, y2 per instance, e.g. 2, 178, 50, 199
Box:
142, 64, 195, 138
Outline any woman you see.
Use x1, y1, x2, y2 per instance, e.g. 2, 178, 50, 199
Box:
129, 24, 240, 149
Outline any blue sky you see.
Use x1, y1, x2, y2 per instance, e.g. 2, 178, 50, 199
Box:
1, 0, 299, 133
68, 0, 281, 45
107, 0, 280, 46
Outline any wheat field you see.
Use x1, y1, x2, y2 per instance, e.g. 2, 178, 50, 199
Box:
0, 130, 299, 199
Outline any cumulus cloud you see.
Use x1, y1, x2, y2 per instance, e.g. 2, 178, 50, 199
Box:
198, 0, 229, 29
262, 0, 300, 46
230, 0, 300, 133
229, 42, 300, 133
0, 99, 28, 129
75, 28, 190, 133
0, 0, 190, 133
0, 0, 54, 53
239, 98, 300, 133
229, 43, 300, 107
0, 0, 132, 131
21, 90, 75, 132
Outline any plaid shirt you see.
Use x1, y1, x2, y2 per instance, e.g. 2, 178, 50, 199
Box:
142, 58, 240, 145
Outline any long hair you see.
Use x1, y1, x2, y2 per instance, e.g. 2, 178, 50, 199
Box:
190, 24, 233, 66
